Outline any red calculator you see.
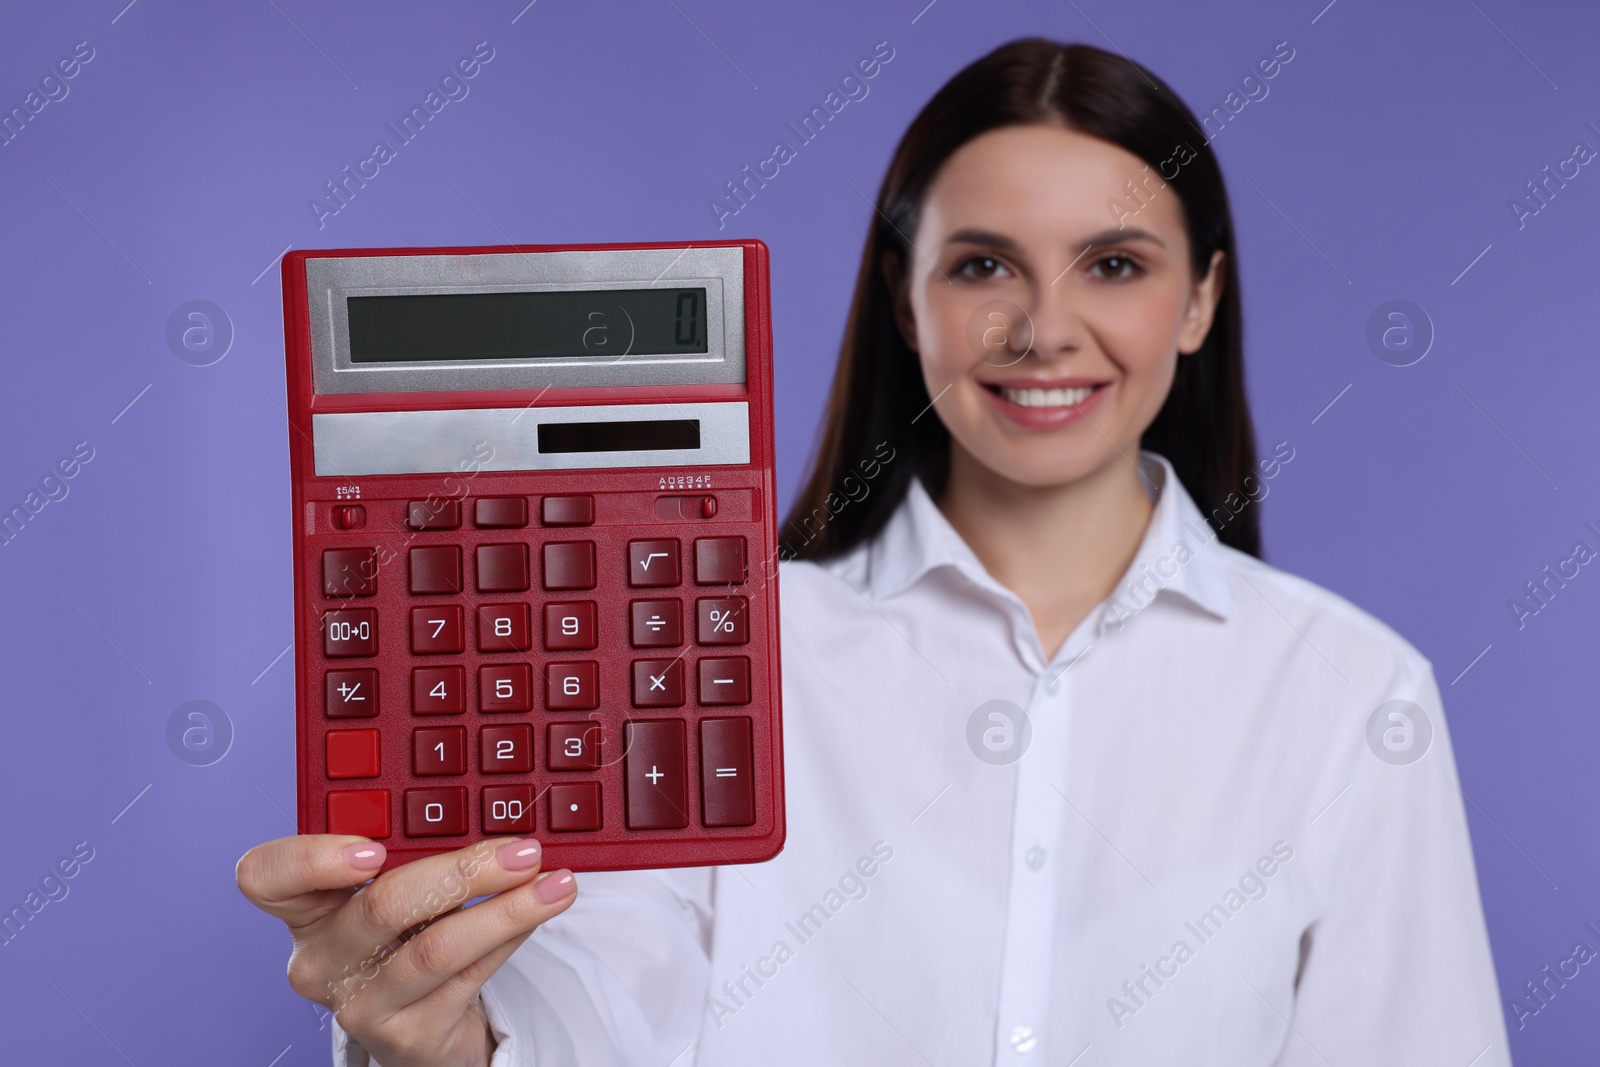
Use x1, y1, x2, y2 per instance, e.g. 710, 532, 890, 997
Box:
280, 240, 784, 872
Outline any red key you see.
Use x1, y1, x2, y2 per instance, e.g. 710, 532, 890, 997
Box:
697, 657, 751, 705
482, 785, 536, 833
544, 602, 597, 650
326, 669, 378, 718
323, 609, 378, 657
476, 543, 530, 593
406, 499, 460, 530
694, 537, 747, 585
628, 540, 680, 587
632, 659, 685, 707
624, 720, 689, 830
547, 721, 602, 771
541, 495, 594, 526
630, 599, 682, 648
546, 661, 598, 710
404, 787, 468, 836
323, 548, 377, 597
474, 497, 528, 528
410, 606, 464, 654
543, 541, 597, 590
478, 603, 531, 652
409, 546, 462, 594
413, 726, 467, 776
480, 724, 533, 774
326, 729, 380, 779
700, 717, 755, 827
696, 597, 749, 645
412, 666, 464, 714
549, 782, 602, 832
479, 663, 532, 712
327, 789, 389, 838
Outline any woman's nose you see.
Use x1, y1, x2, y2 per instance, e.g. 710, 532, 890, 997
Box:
1012, 287, 1086, 364
967, 298, 1035, 368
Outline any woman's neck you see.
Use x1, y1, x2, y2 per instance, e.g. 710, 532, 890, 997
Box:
934, 443, 1156, 660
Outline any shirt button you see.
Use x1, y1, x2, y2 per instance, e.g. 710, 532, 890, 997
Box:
1025, 844, 1047, 871
1009, 1024, 1037, 1054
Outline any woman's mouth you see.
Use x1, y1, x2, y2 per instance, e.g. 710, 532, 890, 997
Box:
991, 383, 1097, 408
979, 379, 1111, 428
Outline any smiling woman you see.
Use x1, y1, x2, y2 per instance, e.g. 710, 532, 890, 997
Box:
240, 37, 1510, 1067
782, 41, 1255, 566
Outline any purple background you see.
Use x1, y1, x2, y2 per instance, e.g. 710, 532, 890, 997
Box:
1, 0, 1596, 1061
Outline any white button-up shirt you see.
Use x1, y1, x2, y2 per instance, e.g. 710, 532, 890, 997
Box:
336, 451, 1510, 1067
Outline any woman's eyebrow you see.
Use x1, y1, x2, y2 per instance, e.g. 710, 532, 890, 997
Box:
1074, 226, 1166, 251
944, 226, 1167, 252
944, 227, 1020, 250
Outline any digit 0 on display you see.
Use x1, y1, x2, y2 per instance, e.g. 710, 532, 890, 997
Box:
281, 240, 784, 872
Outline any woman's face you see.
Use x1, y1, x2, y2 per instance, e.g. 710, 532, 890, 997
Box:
890, 123, 1225, 490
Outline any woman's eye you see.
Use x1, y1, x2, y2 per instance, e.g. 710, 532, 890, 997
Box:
1090, 254, 1141, 280
957, 256, 1008, 280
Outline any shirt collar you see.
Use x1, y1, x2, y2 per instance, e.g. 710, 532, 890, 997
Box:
863, 450, 1234, 626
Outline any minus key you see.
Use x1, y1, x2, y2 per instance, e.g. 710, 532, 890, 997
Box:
697, 657, 750, 705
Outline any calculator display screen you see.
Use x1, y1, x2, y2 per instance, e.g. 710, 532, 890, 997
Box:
346, 287, 709, 363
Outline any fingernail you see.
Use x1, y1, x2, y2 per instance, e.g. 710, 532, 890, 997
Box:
533, 869, 576, 904
344, 842, 385, 870
497, 838, 542, 871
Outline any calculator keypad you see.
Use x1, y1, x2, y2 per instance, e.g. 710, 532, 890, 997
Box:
308, 494, 768, 855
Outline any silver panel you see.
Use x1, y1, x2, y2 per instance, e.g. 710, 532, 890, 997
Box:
306, 247, 746, 395
312, 401, 750, 476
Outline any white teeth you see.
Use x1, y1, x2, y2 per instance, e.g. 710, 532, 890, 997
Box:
998, 385, 1095, 408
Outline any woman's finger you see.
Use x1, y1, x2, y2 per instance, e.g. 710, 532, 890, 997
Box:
311, 837, 548, 991
235, 835, 388, 930
348, 867, 577, 1013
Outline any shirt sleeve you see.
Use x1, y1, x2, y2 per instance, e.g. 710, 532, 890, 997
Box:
1276, 663, 1512, 1067
330, 865, 713, 1067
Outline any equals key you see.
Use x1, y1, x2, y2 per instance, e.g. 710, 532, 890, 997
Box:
700, 717, 754, 827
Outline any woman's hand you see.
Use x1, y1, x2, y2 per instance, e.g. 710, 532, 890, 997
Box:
236, 834, 576, 1067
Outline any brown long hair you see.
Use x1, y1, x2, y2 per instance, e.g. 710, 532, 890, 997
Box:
779, 38, 1261, 561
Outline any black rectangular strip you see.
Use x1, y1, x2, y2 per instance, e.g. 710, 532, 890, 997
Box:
537, 419, 700, 454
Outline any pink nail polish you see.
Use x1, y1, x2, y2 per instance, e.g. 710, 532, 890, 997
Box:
533, 869, 576, 904
344, 842, 385, 870
497, 839, 542, 871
